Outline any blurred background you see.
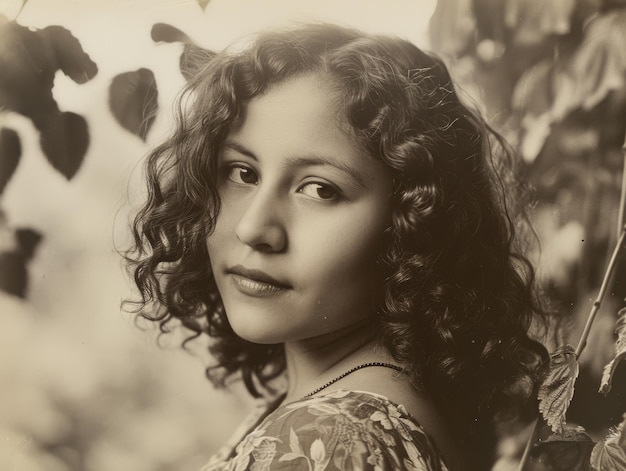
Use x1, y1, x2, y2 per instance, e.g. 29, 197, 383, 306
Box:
0, 0, 624, 470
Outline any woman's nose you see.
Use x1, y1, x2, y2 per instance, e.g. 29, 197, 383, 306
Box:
235, 189, 287, 253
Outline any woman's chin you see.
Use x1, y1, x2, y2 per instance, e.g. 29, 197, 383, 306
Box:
229, 322, 289, 345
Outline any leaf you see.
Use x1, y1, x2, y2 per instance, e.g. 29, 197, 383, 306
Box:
251, 439, 277, 469
150, 23, 191, 44
234, 453, 250, 471
0, 20, 59, 122
538, 344, 579, 434
0, 227, 41, 298
39, 111, 89, 179
532, 425, 595, 471
513, 60, 554, 117
512, 60, 555, 161
590, 414, 626, 471
149, 24, 215, 81
591, 441, 626, 471
428, 0, 475, 58
306, 403, 341, 416
109, 68, 158, 141
197, 0, 210, 10
504, 0, 576, 45
619, 414, 626, 451
544, 426, 594, 444
599, 306, 626, 395
0, 252, 27, 298
278, 453, 304, 462
0, 128, 21, 194
551, 9, 626, 121
15, 228, 42, 261
180, 43, 215, 81
289, 428, 303, 454
39, 25, 98, 84
310, 438, 326, 464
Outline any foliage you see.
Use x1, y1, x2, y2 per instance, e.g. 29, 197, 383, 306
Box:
109, 68, 159, 142
0, 15, 96, 179
0, 214, 41, 298
538, 345, 579, 434
150, 22, 215, 81
0, 3, 248, 470
590, 414, 626, 470
2, 0, 624, 469
0, 128, 20, 194
599, 306, 626, 395
107, 20, 215, 141
530, 426, 594, 471
430, 0, 626, 470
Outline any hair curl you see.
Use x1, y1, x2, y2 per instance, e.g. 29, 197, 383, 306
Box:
125, 24, 548, 468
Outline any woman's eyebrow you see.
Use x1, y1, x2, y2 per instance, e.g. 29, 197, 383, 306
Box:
284, 156, 366, 188
223, 141, 257, 160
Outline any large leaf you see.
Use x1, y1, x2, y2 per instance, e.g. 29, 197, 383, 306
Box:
39, 111, 88, 179
150, 23, 215, 82
513, 60, 554, 118
551, 9, 626, 121
150, 23, 191, 44
428, 0, 475, 58
15, 228, 41, 261
0, 19, 96, 177
599, 306, 626, 395
0, 19, 59, 124
109, 68, 158, 141
590, 414, 626, 471
180, 43, 215, 82
0, 128, 21, 194
504, 0, 576, 46
538, 344, 579, 434
531, 425, 595, 471
0, 21, 97, 118
0, 227, 41, 299
512, 60, 555, 161
39, 25, 97, 84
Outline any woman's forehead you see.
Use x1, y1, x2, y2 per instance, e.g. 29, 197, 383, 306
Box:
224, 74, 390, 183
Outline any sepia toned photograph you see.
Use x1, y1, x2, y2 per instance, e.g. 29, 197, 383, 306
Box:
1, 1, 625, 470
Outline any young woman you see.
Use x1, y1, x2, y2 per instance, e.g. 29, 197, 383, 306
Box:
127, 24, 548, 470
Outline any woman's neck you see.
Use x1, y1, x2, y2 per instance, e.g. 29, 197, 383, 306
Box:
283, 319, 391, 402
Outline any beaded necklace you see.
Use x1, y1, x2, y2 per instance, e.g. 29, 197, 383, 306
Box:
303, 362, 403, 398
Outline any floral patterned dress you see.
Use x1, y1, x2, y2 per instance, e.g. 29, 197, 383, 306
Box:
202, 390, 449, 471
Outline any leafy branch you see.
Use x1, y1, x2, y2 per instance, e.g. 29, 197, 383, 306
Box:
518, 179, 626, 470
428, 3, 626, 469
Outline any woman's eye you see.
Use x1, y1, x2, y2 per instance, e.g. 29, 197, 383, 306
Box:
298, 182, 340, 201
227, 165, 258, 185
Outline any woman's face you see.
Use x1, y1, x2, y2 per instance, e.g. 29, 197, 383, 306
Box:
206, 74, 392, 345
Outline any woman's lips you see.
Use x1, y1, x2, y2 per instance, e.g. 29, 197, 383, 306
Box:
230, 274, 288, 297
226, 265, 291, 297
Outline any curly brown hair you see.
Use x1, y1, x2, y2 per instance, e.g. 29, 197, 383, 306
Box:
126, 23, 548, 468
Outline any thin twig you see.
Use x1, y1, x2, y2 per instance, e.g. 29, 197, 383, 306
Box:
575, 226, 626, 357
15, 0, 28, 20
618, 148, 626, 239
574, 147, 626, 359
516, 418, 539, 471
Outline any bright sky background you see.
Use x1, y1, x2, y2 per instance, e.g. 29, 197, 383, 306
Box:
5, 0, 436, 47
